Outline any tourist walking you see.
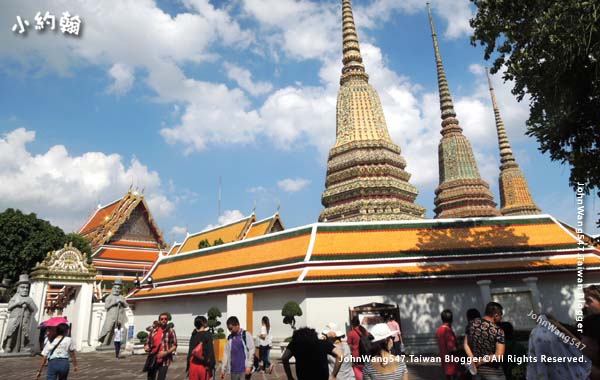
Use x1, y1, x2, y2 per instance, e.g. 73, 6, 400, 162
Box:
221, 316, 255, 380
347, 316, 369, 380
282, 327, 343, 380
436, 309, 459, 380
464, 302, 506, 380
362, 323, 408, 380
257, 316, 273, 373
324, 326, 355, 380
114, 322, 125, 359
187, 316, 215, 380
144, 312, 178, 380
36, 321, 78, 380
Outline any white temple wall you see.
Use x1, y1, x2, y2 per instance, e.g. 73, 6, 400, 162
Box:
251, 287, 307, 339
129, 272, 600, 353
132, 293, 226, 348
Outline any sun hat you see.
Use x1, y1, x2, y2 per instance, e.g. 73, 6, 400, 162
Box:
322, 322, 345, 338
42, 317, 69, 327
369, 323, 398, 342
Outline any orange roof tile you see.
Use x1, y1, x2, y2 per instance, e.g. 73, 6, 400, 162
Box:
178, 215, 255, 254
110, 239, 159, 249
93, 247, 160, 263
128, 215, 599, 300
311, 217, 577, 259
245, 219, 272, 239
152, 231, 311, 281
79, 199, 121, 235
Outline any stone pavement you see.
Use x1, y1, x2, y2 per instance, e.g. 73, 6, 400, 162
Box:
0, 351, 442, 380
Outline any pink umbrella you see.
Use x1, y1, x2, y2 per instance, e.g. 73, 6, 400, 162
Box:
42, 317, 69, 327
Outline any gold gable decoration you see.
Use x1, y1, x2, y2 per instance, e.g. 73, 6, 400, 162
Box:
30, 243, 97, 283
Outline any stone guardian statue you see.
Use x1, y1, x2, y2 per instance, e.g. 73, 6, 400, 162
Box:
2, 274, 38, 353
98, 278, 129, 345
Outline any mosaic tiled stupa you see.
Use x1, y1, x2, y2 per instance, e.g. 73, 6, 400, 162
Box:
486, 68, 541, 216
319, 0, 425, 222
427, 4, 500, 219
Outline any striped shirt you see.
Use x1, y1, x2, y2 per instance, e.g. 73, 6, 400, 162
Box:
362, 356, 407, 380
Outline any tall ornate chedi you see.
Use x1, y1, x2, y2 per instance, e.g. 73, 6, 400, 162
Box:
486, 68, 541, 215
427, 4, 500, 218
319, 0, 425, 222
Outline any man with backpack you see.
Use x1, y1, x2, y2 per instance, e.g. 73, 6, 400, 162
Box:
347, 316, 372, 380
221, 316, 255, 380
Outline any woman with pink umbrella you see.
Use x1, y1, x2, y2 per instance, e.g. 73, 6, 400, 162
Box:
36, 317, 78, 380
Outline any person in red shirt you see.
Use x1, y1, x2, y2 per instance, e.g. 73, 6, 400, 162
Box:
347, 316, 368, 380
436, 309, 459, 380
144, 312, 178, 380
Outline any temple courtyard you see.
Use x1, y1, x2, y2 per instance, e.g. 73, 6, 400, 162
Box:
1, 351, 441, 380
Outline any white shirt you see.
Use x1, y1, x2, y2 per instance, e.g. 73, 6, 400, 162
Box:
113, 327, 125, 342
258, 324, 272, 346
42, 336, 74, 360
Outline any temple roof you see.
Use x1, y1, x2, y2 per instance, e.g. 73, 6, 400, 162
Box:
176, 214, 256, 254
245, 213, 284, 239
128, 215, 599, 300
79, 191, 166, 249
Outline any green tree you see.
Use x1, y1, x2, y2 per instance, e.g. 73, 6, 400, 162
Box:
0, 209, 65, 283
198, 239, 211, 249
470, 0, 600, 199
281, 301, 303, 330
207, 306, 222, 336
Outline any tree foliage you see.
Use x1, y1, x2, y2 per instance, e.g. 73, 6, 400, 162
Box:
281, 301, 303, 330
0, 209, 65, 283
0, 209, 94, 284
470, 0, 600, 197
207, 306, 222, 335
198, 239, 211, 249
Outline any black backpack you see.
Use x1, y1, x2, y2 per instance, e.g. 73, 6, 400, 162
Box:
358, 329, 372, 358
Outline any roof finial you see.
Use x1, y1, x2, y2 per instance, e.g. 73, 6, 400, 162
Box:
340, 0, 369, 84
486, 68, 516, 165
276, 201, 281, 213
252, 200, 256, 214
427, 3, 461, 136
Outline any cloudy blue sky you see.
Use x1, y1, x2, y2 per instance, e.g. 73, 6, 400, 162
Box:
1, 0, 597, 242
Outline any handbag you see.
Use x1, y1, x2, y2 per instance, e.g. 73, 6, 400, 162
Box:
191, 341, 204, 364
143, 353, 158, 372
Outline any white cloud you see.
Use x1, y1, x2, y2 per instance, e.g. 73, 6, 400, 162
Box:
204, 209, 246, 230
243, 0, 338, 61
224, 62, 273, 96
356, 0, 473, 39
159, 80, 262, 153
107, 63, 135, 95
170, 225, 187, 235
0, 128, 174, 232
277, 178, 311, 192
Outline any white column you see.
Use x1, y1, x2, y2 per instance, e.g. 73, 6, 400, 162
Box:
0, 304, 8, 353
227, 294, 248, 329
477, 280, 492, 306
87, 303, 105, 352
74, 283, 93, 351
523, 277, 541, 314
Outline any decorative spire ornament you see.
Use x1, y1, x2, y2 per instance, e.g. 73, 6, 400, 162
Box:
319, 0, 425, 222
427, 3, 500, 218
486, 68, 540, 215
